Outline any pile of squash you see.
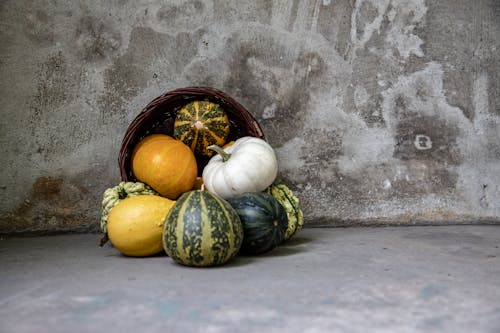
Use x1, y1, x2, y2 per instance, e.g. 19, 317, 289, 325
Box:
100, 100, 303, 267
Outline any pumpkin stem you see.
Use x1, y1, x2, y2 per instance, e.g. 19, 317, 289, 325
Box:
193, 119, 205, 130
208, 145, 231, 162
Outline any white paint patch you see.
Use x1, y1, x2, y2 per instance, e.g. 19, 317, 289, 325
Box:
381, 62, 465, 132
302, 90, 347, 130
387, 8, 397, 22
146, 1, 214, 33
262, 103, 277, 119
381, 64, 499, 215
456, 160, 500, 215
455, 72, 500, 161
350, 0, 426, 59
337, 126, 395, 174
378, 80, 387, 87
275, 136, 306, 174
454, 73, 500, 215
414, 134, 432, 150
354, 85, 369, 108
245, 56, 294, 102
472, 72, 494, 131
350, 0, 391, 56
322, 0, 332, 5
383, 179, 392, 189
385, 0, 427, 58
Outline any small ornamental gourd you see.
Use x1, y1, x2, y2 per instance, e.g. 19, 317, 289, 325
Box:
100, 181, 157, 234
266, 184, 304, 240
100, 181, 157, 246
228, 192, 288, 255
163, 190, 243, 267
132, 134, 197, 200
202, 137, 278, 199
174, 100, 230, 157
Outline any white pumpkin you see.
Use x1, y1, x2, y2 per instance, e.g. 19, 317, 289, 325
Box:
202, 136, 278, 199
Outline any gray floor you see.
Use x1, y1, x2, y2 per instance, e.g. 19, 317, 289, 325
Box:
1, 225, 499, 333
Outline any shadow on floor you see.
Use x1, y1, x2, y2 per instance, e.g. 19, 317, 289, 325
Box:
231, 235, 315, 263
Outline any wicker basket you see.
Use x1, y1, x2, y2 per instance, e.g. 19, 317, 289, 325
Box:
119, 86, 265, 179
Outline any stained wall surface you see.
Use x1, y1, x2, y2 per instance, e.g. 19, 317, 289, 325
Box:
0, 0, 499, 233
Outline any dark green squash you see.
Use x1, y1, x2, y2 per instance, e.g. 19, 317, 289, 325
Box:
228, 192, 288, 255
163, 190, 243, 267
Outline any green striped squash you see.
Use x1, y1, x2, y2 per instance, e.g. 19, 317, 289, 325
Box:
228, 192, 288, 255
163, 190, 243, 267
266, 184, 304, 240
173, 100, 230, 157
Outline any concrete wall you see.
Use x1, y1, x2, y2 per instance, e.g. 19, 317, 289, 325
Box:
0, 0, 499, 233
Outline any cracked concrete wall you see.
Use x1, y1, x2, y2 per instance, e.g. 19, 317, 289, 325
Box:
0, 0, 499, 233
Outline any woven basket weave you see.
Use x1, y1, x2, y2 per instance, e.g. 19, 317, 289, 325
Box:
119, 86, 265, 180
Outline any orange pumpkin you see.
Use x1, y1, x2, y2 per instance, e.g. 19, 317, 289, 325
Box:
132, 134, 197, 199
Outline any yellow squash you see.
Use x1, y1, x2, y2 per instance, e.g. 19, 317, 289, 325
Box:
107, 195, 175, 257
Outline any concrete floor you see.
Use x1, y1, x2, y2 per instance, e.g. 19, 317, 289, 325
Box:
1, 226, 499, 333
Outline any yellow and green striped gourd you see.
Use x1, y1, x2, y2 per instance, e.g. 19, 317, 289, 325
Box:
173, 100, 230, 157
266, 184, 304, 240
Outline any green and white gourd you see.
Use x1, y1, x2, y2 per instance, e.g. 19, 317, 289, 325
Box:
163, 190, 243, 267
266, 184, 304, 240
100, 181, 157, 233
